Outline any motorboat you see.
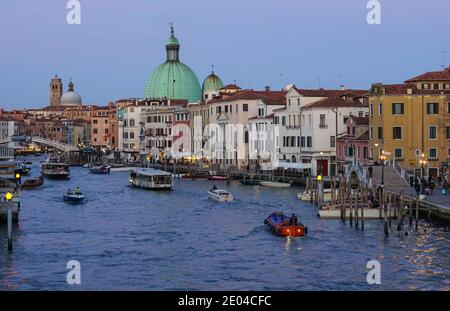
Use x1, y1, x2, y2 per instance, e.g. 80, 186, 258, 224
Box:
264, 212, 307, 237
129, 168, 172, 190
259, 181, 291, 188
83, 163, 93, 168
90, 165, 111, 174
15, 162, 31, 175
208, 189, 233, 202
41, 162, 70, 179
21, 176, 44, 189
63, 188, 85, 203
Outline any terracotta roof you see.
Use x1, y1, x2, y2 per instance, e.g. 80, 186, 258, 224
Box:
348, 116, 369, 125
374, 83, 450, 95
405, 66, 450, 82
221, 84, 241, 90
293, 87, 368, 97
337, 130, 369, 142
248, 113, 274, 121
303, 94, 367, 109
209, 89, 287, 105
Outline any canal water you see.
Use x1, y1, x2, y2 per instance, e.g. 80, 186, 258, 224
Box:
0, 157, 449, 290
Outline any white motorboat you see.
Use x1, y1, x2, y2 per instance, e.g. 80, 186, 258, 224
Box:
208, 189, 233, 202
259, 181, 291, 188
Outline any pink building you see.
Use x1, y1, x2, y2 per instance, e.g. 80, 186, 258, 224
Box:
337, 116, 370, 167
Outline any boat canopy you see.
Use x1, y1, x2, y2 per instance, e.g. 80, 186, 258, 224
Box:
132, 168, 171, 176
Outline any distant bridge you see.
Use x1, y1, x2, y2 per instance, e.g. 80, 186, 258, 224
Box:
0, 136, 79, 153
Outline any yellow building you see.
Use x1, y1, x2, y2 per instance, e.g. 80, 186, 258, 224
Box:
369, 66, 450, 178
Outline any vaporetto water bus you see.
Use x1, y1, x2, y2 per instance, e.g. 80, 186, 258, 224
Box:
129, 168, 172, 190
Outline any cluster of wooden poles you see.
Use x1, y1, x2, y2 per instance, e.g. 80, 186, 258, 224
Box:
308, 177, 420, 235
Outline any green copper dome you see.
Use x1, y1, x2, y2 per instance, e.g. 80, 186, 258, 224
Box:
144, 26, 201, 103
202, 72, 224, 92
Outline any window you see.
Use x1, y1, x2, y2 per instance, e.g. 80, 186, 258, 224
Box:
306, 136, 312, 148
105, 129, 109, 134
319, 114, 326, 128
281, 116, 286, 126
392, 127, 403, 140
448, 148, 450, 157
445, 83, 450, 90
129, 119, 135, 127
274, 116, 279, 125
446, 126, 450, 139
363, 147, 368, 159
243, 104, 248, 112
392, 103, 404, 114
394, 148, 403, 159
244, 131, 249, 143
429, 148, 437, 159
358, 111, 363, 117
427, 103, 439, 114
370, 104, 373, 116
429, 125, 437, 139
330, 136, 335, 148
93, 119, 98, 124
447, 102, 450, 114
301, 136, 305, 147
433, 83, 439, 90
93, 128, 98, 134
369, 127, 374, 139
378, 127, 383, 139
422, 83, 430, 89
378, 103, 382, 115
225, 105, 228, 113
105, 119, 108, 124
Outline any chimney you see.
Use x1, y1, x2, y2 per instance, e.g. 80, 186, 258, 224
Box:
265, 85, 271, 91
340, 84, 345, 91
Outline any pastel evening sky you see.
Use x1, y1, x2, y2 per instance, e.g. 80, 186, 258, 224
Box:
1, 0, 449, 109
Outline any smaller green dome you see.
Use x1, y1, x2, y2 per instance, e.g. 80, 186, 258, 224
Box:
202, 73, 224, 92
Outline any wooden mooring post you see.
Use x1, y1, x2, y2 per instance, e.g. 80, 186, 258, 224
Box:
415, 197, 419, 231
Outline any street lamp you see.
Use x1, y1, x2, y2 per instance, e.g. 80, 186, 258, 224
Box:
319, 151, 324, 176
419, 153, 427, 195
380, 151, 386, 187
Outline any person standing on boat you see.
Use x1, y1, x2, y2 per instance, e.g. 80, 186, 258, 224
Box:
211, 184, 217, 191
290, 213, 298, 225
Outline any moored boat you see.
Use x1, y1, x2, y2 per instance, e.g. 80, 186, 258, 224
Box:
182, 171, 210, 180
259, 181, 291, 188
21, 176, 44, 189
264, 212, 307, 237
90, 165, 111, 174
208, 189, 233, 202
129, 168, 172, 190
208, 175, 228, 181
239, 179, 261, 186
63, 188, 85, 203
41, 162, 70, 179
318, 203, 383, 219
298, 188, 337, 202
15, 162, 31, 175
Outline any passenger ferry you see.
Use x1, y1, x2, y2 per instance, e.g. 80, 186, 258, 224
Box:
41, 162, 70, 179
129, 168, 172, 190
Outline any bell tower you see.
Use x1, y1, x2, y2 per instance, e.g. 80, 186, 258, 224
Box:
49, 75, 63, 106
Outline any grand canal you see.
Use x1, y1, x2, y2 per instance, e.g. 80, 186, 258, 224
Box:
0, 156, 449, 290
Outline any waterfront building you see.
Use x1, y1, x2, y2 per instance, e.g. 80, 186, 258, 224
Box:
336, 115, 370, 166
208, 88, 286, 169
90, 103, 118, 149
272, 86, 368, 176
369, 66, 450, 178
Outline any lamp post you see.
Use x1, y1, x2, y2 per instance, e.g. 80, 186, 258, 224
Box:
380, 151, 386, 187
419, 153, 427, 195
5, 192, 13, 251
319, 151, 324, 176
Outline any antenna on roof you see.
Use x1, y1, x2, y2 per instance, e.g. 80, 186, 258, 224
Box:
211, 64, 215, 74
441, 50, 447, 68
169, 22, 174, 36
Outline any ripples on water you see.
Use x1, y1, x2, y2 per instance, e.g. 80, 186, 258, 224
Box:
0, 160, 449, 290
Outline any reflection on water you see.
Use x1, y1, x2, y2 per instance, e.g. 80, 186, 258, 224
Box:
0, 159, 449, 290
